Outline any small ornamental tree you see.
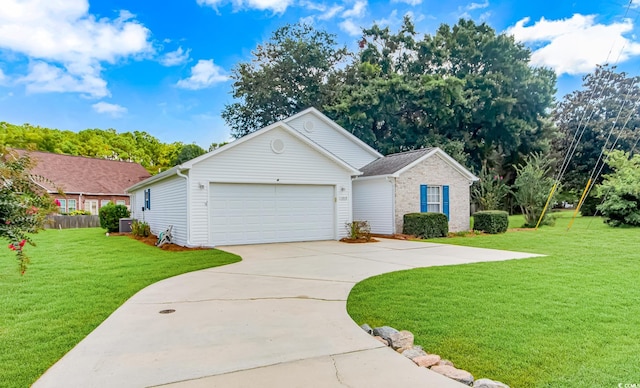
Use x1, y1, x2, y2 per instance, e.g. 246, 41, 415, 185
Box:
0, 148, 58, 273
513, 153, 557, 227
472, 164, 511, 210
596, 150, 640, 227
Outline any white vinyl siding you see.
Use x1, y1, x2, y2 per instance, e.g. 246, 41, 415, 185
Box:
353, 178, 395, 235
188, 126, 353, 246
286, 113, 378, 169
210, 184, 335, 245
129, 176, 188, 246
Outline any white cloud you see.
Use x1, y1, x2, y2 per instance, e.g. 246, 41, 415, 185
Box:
177, 59, 229, 90
299, 15, 315, 25
342, 1, 367, 18
20, 62, 108, 97
319, 5, 344, 20
160, 47, 191, 66
392, 0, 422, 5
340, 19, 361, 36
507, 14, 640, 75
0, 0, 152, 97
197, 0, 294, 13
466, 0, 489, 11
375, 10, 400, 28
632, 0, 640, 8
0, 68, 5, 84
92, 101, 127, 117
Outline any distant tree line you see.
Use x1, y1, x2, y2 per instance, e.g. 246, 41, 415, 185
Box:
0, 123, 209, 174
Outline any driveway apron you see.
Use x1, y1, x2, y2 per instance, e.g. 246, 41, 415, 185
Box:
33, 239, 540, 387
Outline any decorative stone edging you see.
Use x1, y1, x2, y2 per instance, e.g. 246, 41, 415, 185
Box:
360, 324, 509, 388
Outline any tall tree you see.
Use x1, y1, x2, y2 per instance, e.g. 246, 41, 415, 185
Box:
222, 23, 349, 138
553, 65, 640, 193
172, 144, 206, 166
330, 17, 556, 174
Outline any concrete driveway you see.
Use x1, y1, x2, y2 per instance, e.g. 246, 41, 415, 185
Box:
34, 239, 540, 387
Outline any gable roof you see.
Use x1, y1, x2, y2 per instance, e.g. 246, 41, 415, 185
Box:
360, 147, 479, 181
126, 120, 362, 192
18, 150, 151, 194
283, 107, 383, 159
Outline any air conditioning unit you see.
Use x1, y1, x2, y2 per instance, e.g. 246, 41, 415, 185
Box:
119, 218, 133, 233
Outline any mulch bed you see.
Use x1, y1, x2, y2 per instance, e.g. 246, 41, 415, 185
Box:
339, 237, 379, 243
107, 232, 209, 251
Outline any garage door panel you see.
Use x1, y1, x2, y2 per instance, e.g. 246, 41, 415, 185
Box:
210, 184, 335, 245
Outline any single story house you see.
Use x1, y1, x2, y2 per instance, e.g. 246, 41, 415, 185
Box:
22, 150, 151, 214
126, 108, 478, 247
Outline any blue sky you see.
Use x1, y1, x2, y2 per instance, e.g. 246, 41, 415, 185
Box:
1, 0, 640, 148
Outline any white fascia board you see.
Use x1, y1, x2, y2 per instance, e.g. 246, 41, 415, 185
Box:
283, 107, 384, 159
125, 166, 182, 193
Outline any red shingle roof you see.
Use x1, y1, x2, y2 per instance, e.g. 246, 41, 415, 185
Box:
18, 150, 151, 194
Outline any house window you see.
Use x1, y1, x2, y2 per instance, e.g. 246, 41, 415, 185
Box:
68, 199, 77, 212
427, 186, 441, 213
116, 200, 126, 206
101, 200, 111, 208
420, 184, 450, 220
58, 199, 67, 213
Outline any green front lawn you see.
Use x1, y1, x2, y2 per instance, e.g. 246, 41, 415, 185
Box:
347, 212, 640, 387
0, 228, 239, 387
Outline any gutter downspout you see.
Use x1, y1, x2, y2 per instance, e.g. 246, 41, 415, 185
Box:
175, 167, 193, 247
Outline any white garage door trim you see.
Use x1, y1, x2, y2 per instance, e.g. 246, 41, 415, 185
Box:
209, 183, 336, 245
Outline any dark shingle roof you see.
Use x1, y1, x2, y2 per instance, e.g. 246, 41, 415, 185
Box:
359, 148, 434, 177
17, 150, 151, 194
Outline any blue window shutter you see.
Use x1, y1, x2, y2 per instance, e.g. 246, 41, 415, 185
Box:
443, 185, 450, 220
420, 185, 427, 212
148, 189, 151, 210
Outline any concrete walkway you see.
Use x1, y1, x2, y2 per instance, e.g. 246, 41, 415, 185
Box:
34, 239, 540, 387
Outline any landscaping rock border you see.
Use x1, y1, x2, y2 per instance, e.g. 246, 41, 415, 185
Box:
360, 324, 510, 388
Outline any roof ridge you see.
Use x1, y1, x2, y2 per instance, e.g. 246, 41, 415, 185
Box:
384, 147, 433, 157
14, 148, 143, 165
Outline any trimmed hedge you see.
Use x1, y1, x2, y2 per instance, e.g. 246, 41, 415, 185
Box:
473, 210, 509, 234
403, 213, 448, 239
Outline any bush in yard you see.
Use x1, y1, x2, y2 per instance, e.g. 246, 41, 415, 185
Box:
513, 152, 557, 227
0, 148, 58, 273
345, 220, 372, 240
403, 213, 448, 238
596, 150, 640, 227
473, 210, 509, 234
99, 203, 131, 232
131, 219, 151, 237
69, 210, 92, 216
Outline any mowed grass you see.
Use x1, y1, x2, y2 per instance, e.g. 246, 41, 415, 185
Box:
347, 212, 640, 387
0, 228, 240, 387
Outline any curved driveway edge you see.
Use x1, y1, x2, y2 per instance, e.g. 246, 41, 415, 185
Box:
34, 239, 541, 388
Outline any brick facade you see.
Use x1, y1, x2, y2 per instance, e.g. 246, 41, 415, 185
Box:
394, 153, 472, 233
52, 194, 131, 215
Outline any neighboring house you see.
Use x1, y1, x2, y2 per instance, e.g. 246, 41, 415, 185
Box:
22, 150, 151, 214
127, 108, 477, 247
353, 148, 478, 234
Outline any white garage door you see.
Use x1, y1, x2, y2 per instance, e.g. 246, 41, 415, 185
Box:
210, 183, 335, 245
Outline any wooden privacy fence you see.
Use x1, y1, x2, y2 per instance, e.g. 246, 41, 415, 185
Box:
45, 215, 101, 229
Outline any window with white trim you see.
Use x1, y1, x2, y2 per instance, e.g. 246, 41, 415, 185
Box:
68, 199, 77, 212
58, 199, 66, 213
100, 200, 111, 208
427, 186, 441, 213
116, 200, 126, 206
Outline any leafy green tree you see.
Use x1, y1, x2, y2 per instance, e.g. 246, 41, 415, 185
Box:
0, 148, 58, 273
332, 17, 556, 174
596, 150, 640, 227
513, 153, 557, 227
222, 23, 349, 138
553, 65, 640, 212
172, 144, 206, 166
